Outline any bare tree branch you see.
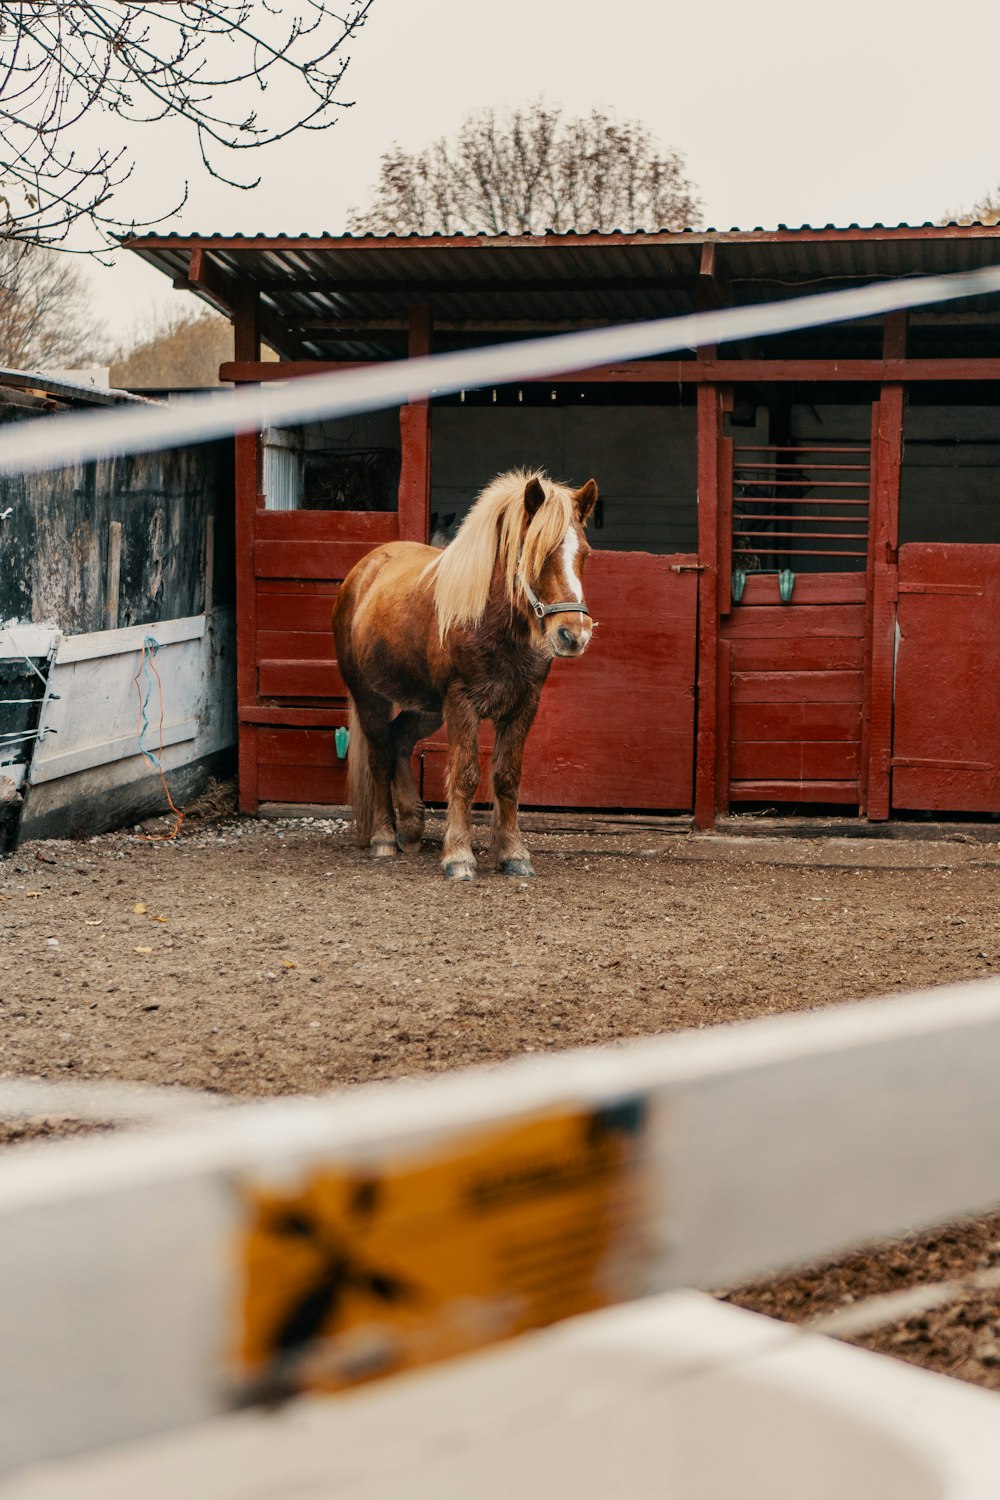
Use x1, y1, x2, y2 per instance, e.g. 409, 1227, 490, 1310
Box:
0, 0, 374, 248
0, 238, 99, 366
349, 104, 701, 237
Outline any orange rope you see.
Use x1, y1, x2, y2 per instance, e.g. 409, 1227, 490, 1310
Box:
132, 641, 184, 842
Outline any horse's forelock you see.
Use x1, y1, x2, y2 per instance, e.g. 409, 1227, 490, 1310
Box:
431, 469, 575, 636
511, 484, 576, 594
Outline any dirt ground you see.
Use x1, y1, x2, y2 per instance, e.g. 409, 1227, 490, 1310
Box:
3, 796, 1000, 1394
2, 805, 1000, 1093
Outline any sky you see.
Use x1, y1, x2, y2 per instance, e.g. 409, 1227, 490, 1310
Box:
84, 0, 1000, 343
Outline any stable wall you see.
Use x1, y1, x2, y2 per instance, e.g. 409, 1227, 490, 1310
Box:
0, 424, 234, 634
430, 403, 698, 553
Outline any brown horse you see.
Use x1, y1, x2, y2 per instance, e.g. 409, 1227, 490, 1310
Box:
333, 469, 598, 880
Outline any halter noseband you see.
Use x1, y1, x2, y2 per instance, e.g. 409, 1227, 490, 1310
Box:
516, 548, 591, 621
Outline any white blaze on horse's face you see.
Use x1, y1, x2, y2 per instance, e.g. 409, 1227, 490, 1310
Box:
544, 523, 593, 659
561, 527, 584, 602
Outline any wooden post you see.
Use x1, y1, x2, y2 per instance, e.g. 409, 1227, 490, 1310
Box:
864, 383, 904, 820
694, 384, 722, 827
232, 284, 261, 366
398, 305, 432, 541
105, 521, 122, 632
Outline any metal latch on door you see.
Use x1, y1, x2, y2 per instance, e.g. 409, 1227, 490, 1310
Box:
732, 568, 795, 605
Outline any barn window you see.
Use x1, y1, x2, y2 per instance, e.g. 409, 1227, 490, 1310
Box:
729, 391, 873, 584
261, 412, 401, 512
900, 389, 1000, 545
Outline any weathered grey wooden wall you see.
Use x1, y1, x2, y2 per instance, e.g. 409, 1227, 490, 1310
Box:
0, 407, 234, 632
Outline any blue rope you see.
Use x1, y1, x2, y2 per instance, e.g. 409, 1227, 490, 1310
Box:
136, 636, 162, 769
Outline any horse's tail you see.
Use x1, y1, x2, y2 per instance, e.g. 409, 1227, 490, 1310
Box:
346, 698, 374, 848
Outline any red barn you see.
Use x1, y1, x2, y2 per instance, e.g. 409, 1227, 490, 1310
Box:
127, 225, 1000, 826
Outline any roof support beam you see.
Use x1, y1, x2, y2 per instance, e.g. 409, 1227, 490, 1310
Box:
218, 357, 1000, 385
255, 273, 708, 298
296, 317, 617, 332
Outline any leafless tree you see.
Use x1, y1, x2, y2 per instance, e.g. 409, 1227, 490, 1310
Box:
943, 189, 1000, 226
0, 0, 374, 248
0, 238, 98, 367
348, 105, 701, 236
108, 304, 277, 388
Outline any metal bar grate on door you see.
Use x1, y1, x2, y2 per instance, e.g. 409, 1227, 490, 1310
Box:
732, 443, 871, 576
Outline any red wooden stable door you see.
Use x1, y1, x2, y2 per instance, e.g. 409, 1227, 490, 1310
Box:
719, 433, 873, 807
891, 544, 1000, 813
248, 509, 399, 805
421, 553, 698, 811
721, 573, 867, 806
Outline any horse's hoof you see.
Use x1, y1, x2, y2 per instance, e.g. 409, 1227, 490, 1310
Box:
396, 832, 423, 855
444, 859, 476, 881
499, 858, 536, 878
370, 840, 398, 859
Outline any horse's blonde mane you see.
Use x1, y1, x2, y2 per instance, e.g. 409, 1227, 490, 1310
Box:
427, 469, 576, 637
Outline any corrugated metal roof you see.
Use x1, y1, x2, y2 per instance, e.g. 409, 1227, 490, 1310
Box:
123, 224, 1000, 362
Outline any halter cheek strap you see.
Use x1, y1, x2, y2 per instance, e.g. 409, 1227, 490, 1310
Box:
516, 549, 591, 621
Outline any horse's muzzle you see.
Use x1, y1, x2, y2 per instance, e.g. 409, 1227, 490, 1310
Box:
552, 621, 593, 657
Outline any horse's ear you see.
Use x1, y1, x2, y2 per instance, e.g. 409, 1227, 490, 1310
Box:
575, 479, 599, 525
524, 476, 546, 519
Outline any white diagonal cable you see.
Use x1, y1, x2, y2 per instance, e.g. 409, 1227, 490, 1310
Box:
3, 266, 1000, 476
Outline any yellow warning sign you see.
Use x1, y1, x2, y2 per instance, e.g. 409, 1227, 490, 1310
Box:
232, 1097, 651, 1403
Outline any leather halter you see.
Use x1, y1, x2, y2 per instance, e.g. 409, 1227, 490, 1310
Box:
516, 548, 591, 621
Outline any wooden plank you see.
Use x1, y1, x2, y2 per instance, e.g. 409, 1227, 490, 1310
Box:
257, 594, 338, 634
257, 579, 339, 595
239, 706, 346, 727
729, 636, 864, 672
729, 778, 859, 803
732, 574, 866, 608
257, 631, 337, 662
731, 701, 863, 743
731, 670, 863, 705
730, 740, 860, 781
257, 762, 349, 804
258, 659, 346, 699
105, 521, 122, 632
203, 515, 215, 616
258, 727, 349, 769
723, 605, 865, 639
255, 540, 385, 581
255, 510, 398, 543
